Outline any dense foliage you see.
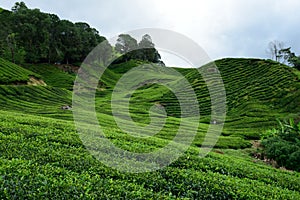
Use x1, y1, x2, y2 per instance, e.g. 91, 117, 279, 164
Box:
261, 119, 300, 172
0, 2, 163, 66
267, 41, 300, 70
278, 47, 300, 70
0, 2, 106, 64
114, 34, 163, 65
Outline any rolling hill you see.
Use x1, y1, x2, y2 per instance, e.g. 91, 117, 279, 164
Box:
98, 58, 300, 148
0, 58, 42, 85
0, 58, 72, 119
0, 58, 299, 199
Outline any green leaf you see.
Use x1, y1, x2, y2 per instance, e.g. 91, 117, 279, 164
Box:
289, 118, 295, 129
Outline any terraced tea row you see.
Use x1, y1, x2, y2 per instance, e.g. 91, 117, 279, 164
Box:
0, 58, 41, 84
0, 111, 299, 199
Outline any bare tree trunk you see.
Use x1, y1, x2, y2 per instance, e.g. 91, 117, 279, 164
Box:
267, 40, 284, 62
7, 34, 15, 63
10, 47, 15, 63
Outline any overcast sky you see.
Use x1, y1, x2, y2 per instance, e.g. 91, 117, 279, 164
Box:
1, 0, 300, 67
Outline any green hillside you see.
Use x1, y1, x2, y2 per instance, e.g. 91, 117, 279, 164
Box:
162, 58, 300, 116
24, 64, 76, 90
158, 58, 300, 141
105, 58, 300, 148
0, 85, 72, 119
0, 58, 299, 198
217, 58, 300, 140
0, 59, 72, 119
0, 58, 41, 84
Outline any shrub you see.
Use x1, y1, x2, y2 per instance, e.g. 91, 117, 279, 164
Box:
261, 119, 300, 171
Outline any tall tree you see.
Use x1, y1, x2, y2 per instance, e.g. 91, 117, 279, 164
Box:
3, 33, 25, 64
6, 33, 16, 63
115, 34, 138, 54
114, 34, 163, 64
0, 10, 14, 61
115, 34, 138, 62
279, 47, 300, 70
267, 40, 285, 62
12, 5, 52, 63
138, 34, 161, 63
47, 13, 63, 63
11, 1, 27, 13
56, 20, 81, 64
75, 22, 106, 62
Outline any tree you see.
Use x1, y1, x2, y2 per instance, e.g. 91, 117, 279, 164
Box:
0, 10, 13, 52
0, 2, 107, 64
266, 41, 300, 70
6, 33, 16, 63
267, 40, 285, 62
47, 13, 63, 63
90, 39, 113, 66
138, 34, 161, 63
56, 20, 82, 64
114, 34, 163, 64
4, 33, 25, 64
114, 34, 138, 62
11, 1, 27, 13
278, 47, 300, 70
12, 4, 52, 63
288, 56, 300, 70
115, 34, 138, 54
139, 34, 154, 49
75, 22, 106, 62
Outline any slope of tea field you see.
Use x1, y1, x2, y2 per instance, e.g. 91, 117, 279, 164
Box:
0, 58, 41, 85
0, 58, 299, 199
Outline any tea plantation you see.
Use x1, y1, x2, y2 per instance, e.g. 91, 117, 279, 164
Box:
0, 58, 299, 199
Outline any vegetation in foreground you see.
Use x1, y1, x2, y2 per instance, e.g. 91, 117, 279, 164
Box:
0, 110, 300, 199
260, 119, 300, 172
